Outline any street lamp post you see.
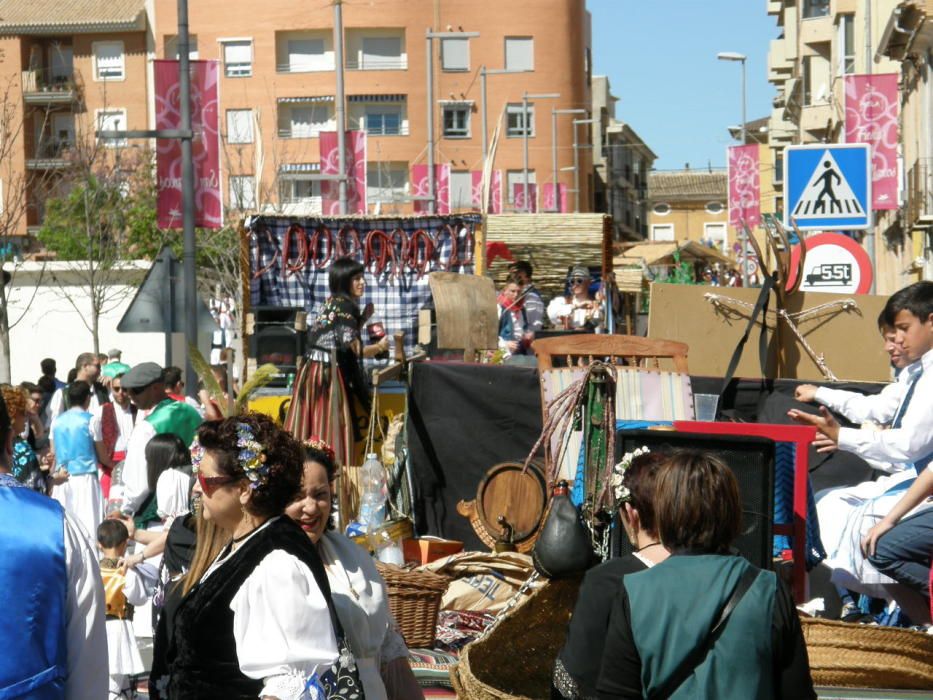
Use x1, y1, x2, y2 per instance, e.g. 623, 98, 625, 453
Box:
426, 30, 479, 213
717, 51, 750, 287
571, 118, 596, 213
552, 108, 587, 212
521, 92, 559, 212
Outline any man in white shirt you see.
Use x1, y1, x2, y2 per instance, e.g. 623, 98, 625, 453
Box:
792, 281, 933, 619
45, 352, 107, 425
0, 386, 108, 699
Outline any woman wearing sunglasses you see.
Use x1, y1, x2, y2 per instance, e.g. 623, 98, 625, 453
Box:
150, 413, 342, 700
546, 265, 605, 332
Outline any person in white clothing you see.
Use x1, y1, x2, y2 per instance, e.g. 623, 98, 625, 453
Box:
0, 392, 108, 699
546, 266, 605, 332
791, 282, 933, 610
150, 413, 340, 700
98, 519, 157, 698
45, 351, 108, 425
286, 437, 423, 700
147, 433, 194, 521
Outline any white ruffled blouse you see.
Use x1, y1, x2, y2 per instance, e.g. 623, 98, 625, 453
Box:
201, 518, 339, 699
318, 531, 410, 700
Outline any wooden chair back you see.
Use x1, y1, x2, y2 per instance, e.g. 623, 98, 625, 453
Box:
531, 334, 689, 373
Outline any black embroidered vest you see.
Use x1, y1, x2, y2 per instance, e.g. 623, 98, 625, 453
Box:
158, 517, 336, 699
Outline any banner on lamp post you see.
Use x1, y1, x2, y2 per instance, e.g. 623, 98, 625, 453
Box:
845, 74, 899, 211
513, 183, 537, 213
412, 164, 451, 214
319, 131, 367, 215
541, 183, 568, 213
471, 170, 503, 213
155, 59, 222, 229
727, 144, 761, 230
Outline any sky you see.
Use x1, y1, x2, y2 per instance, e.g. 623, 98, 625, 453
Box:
589, 0, 779, 171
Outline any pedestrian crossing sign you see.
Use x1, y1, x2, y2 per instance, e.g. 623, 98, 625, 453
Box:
783, 143, 871, 231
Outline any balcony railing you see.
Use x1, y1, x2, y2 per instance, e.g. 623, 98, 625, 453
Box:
22, 69, 79, 104
345, 57, 407, 71
906, 158, 933, 228
276, 62, 334, 74
277, 126, 333, 139
26, 140, 73, 169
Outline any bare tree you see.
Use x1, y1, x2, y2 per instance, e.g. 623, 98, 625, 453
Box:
0, 65, 60, 382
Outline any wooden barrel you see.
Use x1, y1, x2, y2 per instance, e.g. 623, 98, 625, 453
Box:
474, 462, 548, 547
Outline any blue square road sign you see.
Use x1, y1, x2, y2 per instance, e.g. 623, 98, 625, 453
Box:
783, 143, 871, 231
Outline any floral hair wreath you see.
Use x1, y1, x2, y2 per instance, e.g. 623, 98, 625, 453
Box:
303, 436, 336, 464
610, 446, 650, 507
189, 423, 271, 490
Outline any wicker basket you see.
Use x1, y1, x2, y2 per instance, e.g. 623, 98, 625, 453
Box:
375, 562, 449, 648
801, 615, 933, 689
450, 576, 582, 699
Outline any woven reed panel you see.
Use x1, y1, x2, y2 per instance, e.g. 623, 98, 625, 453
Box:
484, 214, 612, 299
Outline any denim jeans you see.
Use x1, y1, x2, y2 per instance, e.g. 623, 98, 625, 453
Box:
868, 507, 933, 595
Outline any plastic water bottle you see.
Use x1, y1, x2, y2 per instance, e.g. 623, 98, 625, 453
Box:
357, 453, 387, 529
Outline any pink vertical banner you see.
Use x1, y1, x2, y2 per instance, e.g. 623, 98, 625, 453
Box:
320, 131, 367, 215
845, 74, 899, 210
470, 170, 503, 213
490, 170, 502, 214
541, 183, 568, 213
727, 144, 761, 229
513, 183, 537, 212
155, 59, 222, 228
412, 164, 450, 214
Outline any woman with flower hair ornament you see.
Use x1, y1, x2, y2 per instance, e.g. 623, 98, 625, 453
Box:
149, 413, 348, 700
552, 448, 670, 700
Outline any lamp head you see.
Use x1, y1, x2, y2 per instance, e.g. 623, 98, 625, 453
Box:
717, 52, 746, 62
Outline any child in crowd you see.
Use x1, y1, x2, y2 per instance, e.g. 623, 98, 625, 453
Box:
98, 519, 156, 699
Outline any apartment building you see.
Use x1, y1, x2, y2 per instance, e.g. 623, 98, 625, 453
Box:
646, 169, 730, 254
592, 75, 655, 241
766, 0, 914, 293
876, 1, 933, 281
0, 0, 593, 241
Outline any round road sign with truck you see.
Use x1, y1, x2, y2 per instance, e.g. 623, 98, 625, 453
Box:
787, 232, 873, 294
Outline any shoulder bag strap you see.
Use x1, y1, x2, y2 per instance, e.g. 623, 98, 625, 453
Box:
649, 566, 760, 700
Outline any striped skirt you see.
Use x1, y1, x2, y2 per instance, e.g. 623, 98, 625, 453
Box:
283, 358, 355, 469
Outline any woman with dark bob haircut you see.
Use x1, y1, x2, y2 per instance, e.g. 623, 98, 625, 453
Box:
596, 450, 815, 699
150, 413, 343, 700
284, 257, 389, 467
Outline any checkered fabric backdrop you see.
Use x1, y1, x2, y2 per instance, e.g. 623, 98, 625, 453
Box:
248, 215, 480, 360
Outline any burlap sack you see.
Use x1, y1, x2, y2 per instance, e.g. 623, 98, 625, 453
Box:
421, 551, 540, 613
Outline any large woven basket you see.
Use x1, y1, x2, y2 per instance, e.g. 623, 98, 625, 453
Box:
450, 576, 582, 699
375, 562, 449, 648
801, 615, 933, 689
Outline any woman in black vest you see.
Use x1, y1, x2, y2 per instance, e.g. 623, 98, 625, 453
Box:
150, 412, 341, 700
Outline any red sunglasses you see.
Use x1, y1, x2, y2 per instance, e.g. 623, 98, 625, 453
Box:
197, 472, 240, 496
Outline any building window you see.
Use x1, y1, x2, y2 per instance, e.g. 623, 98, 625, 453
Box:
705, 202, 724, 215
365, 108, 402, 135
93, 41, 125, 81
802, 54, 830, 105
279, 99, 335, 138
802, 0, 830, 19
221, 39, 253, 77
165, 34, 199, 60
652, 203, 671, 216
281, 178, 321, 205
441, 38, 470, 72
442, 103, 471, 138
775, 196, 784, 215
774, 152, 784, 184
449, 170, 473, 209
704, 222, 728, 253
506, 170, 535, 205
838, 14, 856, 76
506, 103, 534, 138
360, 36, 403, 70
366, 161, 408, 204
226, 109, 254, 144
96, 109, 127, 147
504, 37, 534, 72
651, 224, 674, 241
229, 175, 256, 209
